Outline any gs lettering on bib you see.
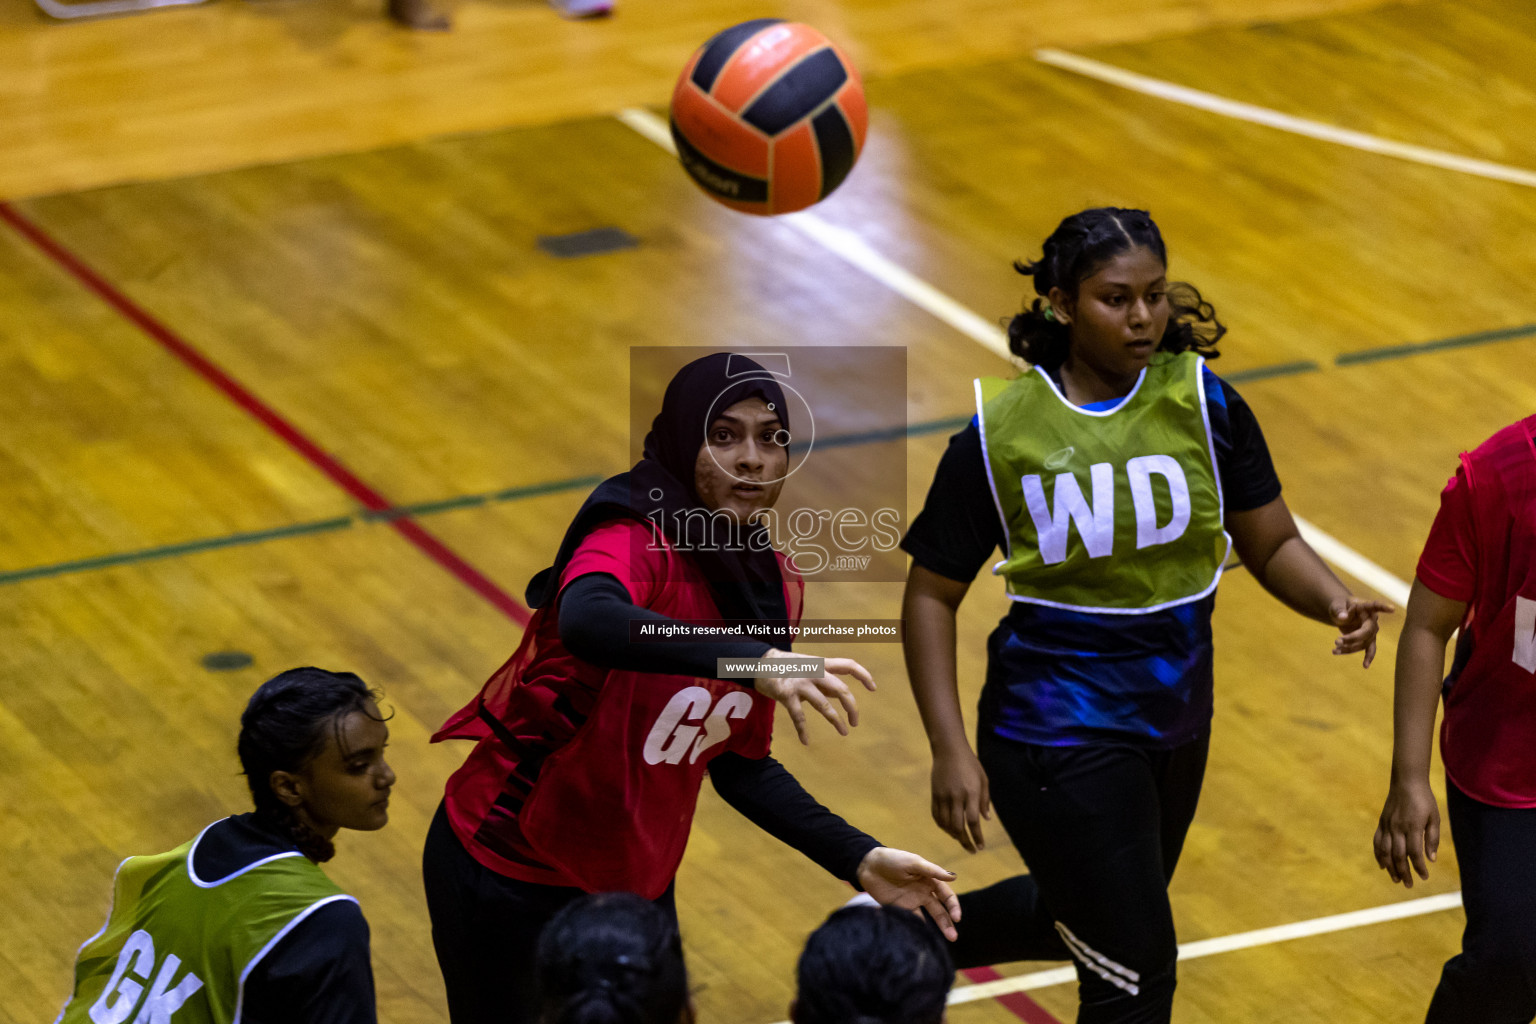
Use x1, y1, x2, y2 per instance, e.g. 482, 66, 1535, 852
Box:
435, 518, 804, 894
642, 687, 758, 765
518, 670, 775, 899
976, 352, 1231, 614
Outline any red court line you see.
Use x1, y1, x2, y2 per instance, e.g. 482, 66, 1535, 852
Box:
6, 198, 1060, 1023
961, 967, 1065, 1024
0, 200, 531, 628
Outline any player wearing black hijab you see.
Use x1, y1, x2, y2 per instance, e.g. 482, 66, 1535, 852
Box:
423, 353, 962, 1024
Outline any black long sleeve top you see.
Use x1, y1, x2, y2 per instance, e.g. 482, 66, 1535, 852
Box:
192, 814, 375, 1024
557, 571, 882, 883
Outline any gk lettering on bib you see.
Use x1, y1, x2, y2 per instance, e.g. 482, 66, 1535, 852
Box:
88, 930, 204, 1024
976, 352, 1230, 614
59, 826, 352, 1024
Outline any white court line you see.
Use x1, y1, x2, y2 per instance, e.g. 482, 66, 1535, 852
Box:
617, 108, 1017, 364
618, 106, 1414, 604
618, 105, 1433, 1013
1295, 516, 1411, 606
945, 891, 1463, 1007
1034, 49, 1536, 190
756, 891, 1464, 1020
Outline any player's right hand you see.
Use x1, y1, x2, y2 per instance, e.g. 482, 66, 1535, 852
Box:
756, 650, 875, 745
855, 847, 962, 942
1372, 777, 1440, 888
931, 746, 991, 853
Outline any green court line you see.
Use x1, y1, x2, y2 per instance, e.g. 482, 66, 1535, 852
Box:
0, 475, 605, 586
1335, 322, 1536, 366
908, 416, 972, 437
360, 475, 607, 521
796, 416, 969, 454
0, 517, 355, 585
0, 331, 1522, 589
0, 406, 1176, 586
1224, 360, 1320, 382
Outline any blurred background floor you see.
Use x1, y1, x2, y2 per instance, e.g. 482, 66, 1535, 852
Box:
4, 0, 1532, 1021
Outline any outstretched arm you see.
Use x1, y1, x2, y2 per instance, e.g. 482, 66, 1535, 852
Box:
1373, 579, 1464, 887
903, 563, 990, 853
754, 650, 876, 746
709, 752, 879, 882
709, 753, 961, 939
1227, 496, 1394, 666
560, 574, 873, 743
558, 573, 770, 675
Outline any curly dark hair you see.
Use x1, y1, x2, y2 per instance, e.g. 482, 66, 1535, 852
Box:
1006, 207, 1225, 370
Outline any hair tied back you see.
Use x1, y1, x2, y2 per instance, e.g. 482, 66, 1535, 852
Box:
1004, 207, 1225, 369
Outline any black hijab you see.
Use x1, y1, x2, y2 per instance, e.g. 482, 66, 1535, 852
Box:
526, 353, 794, 649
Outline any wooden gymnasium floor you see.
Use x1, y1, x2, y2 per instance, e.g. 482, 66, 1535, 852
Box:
4, 0, 1535, 1021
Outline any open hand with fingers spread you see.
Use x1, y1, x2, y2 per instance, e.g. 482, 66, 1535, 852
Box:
855, 847, 962, 941
754, 650, 876, 745
1329, 596, 1395, 667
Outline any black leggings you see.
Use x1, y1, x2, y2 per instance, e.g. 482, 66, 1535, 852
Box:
1425, 778, 1536, 1024
421, 802, 677, 1024
945, 729, 1210, 1024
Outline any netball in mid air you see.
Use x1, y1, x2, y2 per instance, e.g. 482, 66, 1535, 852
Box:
669, 19, 868, 215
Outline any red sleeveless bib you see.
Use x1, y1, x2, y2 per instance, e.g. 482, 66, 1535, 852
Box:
1424, 417, 1536, 807
433, 519, 803, 896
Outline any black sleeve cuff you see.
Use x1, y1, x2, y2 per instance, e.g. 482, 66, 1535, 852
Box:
709, 752, 881, 885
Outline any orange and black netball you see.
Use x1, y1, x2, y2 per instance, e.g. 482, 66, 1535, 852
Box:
669, 19, 868, 215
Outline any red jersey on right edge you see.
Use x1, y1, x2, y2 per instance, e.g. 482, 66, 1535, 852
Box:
1416, 415, 1536, 808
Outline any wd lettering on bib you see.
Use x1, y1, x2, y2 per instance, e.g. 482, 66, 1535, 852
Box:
1022, 455, 1195, 564
976, 353, 1230, 614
